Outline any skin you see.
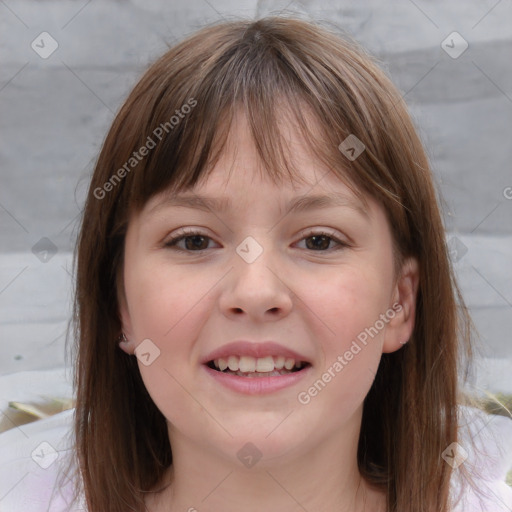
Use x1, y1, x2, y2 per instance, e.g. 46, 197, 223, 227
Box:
118, 111, 419, 512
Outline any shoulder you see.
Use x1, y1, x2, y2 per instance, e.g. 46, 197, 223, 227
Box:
0, 408, 85, 512
450, 405, 512, 512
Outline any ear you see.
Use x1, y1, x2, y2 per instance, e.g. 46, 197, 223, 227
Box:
382, 257, 420, 353
117, 273, 136, 355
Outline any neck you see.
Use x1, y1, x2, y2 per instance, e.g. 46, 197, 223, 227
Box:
146, 413, 386, 512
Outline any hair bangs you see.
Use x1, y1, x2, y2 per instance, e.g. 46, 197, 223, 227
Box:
120, 20, 379, 224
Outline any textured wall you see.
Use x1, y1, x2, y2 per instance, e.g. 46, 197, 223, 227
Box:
0, 0, 511, 391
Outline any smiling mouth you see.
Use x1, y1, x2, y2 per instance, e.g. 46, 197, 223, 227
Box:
206, 355, 311, 378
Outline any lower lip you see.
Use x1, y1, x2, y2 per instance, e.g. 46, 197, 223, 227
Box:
203, 364, 311, 395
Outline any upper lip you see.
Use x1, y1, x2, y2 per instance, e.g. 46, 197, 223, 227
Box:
201, 341, 311, 364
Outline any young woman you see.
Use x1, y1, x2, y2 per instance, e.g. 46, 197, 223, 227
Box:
4, 15, 511, 512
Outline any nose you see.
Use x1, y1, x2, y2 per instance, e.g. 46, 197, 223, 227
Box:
218, 236, 293, 322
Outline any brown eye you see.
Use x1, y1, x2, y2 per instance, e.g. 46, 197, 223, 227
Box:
305, 234, 333, 251
296, 230, 348, 252
164, 230, 215, 252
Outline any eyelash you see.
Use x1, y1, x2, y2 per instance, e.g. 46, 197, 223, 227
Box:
164, 228, 349, 253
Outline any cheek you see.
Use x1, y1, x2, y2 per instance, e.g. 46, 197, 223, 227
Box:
125, 261, 216, 422
307, 266, 390, 354
293, 266, 391, 416
126, 259, 209, 341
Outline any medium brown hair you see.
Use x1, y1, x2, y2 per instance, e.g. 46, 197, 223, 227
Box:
66, 16, 474, 512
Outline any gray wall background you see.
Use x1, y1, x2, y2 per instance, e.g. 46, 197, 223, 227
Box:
0, 0, 511, 393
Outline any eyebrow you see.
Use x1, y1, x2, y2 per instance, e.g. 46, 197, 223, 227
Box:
148, 192, 368, 218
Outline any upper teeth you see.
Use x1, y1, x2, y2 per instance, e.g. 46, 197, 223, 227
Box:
213, 356, 303, 372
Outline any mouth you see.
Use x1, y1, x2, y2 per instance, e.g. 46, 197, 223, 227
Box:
205, 355, 311, 378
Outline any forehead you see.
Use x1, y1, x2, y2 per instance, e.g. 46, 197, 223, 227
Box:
142, 164, 370, 224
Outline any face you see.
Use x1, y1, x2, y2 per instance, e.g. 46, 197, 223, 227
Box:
118, 111, 419, 467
